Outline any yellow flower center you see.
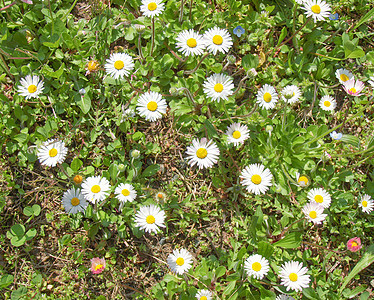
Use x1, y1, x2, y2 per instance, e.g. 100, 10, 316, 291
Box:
196, 148, 207, 159
213, 35, 223, 45
351, 241, 358, 247
148, 2, 157, 11
146, 215, 156, 224
28, 84, 37, 93
214, 83, 224, 93
311, 5, 321, 14
87, 60, 99, 71
73, 175, 83, 184
147, 101, 158, 111
251, 174, 262, 185
289, 272, 298, 282
263, 92, 272, 103
252, 262, 262, 272
95, 264, 103, 271
176, 257, 184, 266
200, 297, 207, 300
232, 130, 241, 139
324, 101, 331, 107
362, 200, 368, 207
309, 211, 317, 219
91, 185, 101, 193
49, 148, 58, 157
340, 74, 349, 82
114, 60, 124, 70
157, 193, 164, 199
71, 197, 80, 206
122, 189, 130, 196
349, 87, 357, 94
315, 195, 323, 203
298, 176, 308, 186
186, 38, 197, 48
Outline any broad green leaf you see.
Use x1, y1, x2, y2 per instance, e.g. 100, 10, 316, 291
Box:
277, 27, 287, 47
0, 274, 14, 289
23, 206, 34, 217
70, 158, 83, 172
354, 7, 374, 30
346, 49, 365, 59
10, 224, 25, 237
142, 164, 160, 177
215, 266, 226, 279
341, 134, 360, 148
222, 281, 236, 296
342, 285, 367, 298
11, 235, 26, 247
273, 232, 302, 248
32, 204, 41, 217
25, 228, 37, 241
257, 241, 274, 259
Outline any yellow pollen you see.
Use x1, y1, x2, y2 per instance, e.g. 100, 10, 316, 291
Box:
114, 60, 124, 70
311, 4, 321, 14
324, 101, 331, 107
309, 211, 317, 219
251, 174, 262, 185
252, 262, 262, 272
122, 189, 130, 196
200, 297, 207, 300
212, 35, 223, 45
28, 84, 37, 93
351, 241, 358, 247
146, 215, 155, 224
340, 74, 349, 82
71, 197, 80, 206
148, 2, 157, 11
73, 175, 83, 184
95, 264, 103, 271
289, 272, 298, 282
298, 176, 308, 186
176, 257, 184, 266
362, 200, 368, 207
263, 92, 272, 103
315, 195, 323, 203
214, 83, 224, 93
91, 185, 101, 193
232, 130, 241, 139
49, 148, 58, 157
147, 101, 158, 111
87, 60, 99, 71
186, 38, 197, 48
196, 148, 207, 159
349, 87, 357, 94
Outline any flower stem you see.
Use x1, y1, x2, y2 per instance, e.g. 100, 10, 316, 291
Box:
184, 53, 209, 75
150, 17, 155, 56
232, 75, 248, 95
138, 34, 144, 61
179, 0, 185, 24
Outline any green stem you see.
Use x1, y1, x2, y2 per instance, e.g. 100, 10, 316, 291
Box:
47, 0, 55, 34
221, 101, 233, 123
280, 163, 298, 186
179, 0, 185, 24
138, 34, 144, 61
150, 17, 155, 56
184, 53, 209, 74
232, 75, 248, 95
62, 0, 79, 20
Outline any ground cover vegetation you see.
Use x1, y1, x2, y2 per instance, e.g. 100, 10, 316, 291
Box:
1, 0, 374, 299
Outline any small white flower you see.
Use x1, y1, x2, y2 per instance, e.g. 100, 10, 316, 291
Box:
279, 261, 311, 292
81, 176, 111, 204
225, 123, 250, 146
136, 91, 168, 122
195, 289, 213, 300
343, 78, 365, 96
302, 202, 327, 224
167, 248, 193, 275
203, 26, 233, 55
62, 188, 88, 214
319, 95, 336, 111
280, 85, 301, 104
175, 29, 206, 56
295, 172, 310, 187
104, 52, 134, 79
244, 254, 270, 280
140, 0, 165, 18
335, 68, 354, 84
359, 194, 374, 214
130, 149, 141, 159
240, 164, 273, 195
115, 183, 137, 203
276, 294, 296, 300
18, 75, 44, 99
307, 187, 331, 208
37, 139, 68, 167
203, 73, 235, 102
134, 204, 166, 234
185, 138, 220, 169
256, 84, 278, 110
301, 0, 331, 22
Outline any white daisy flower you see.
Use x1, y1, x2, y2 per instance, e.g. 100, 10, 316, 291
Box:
81, 176, 111, 204
276, 294, 296, 300
280, 85, 301, 104
167, 248, 193, 275
62, 188, 88, 214
307, 187, 331, 208
225, 123, 250, 146
185, 138, 220, 169
134, 204, 166, 234
244, 254, 270, 280
203, 73, 235, 102
17, 75, 44, 99
368, 76, 374, 88
359, 194, 374, 214
256, 84, 278, 110
295, 172, 310, 187
203, 26, 233, 55
37, 139, 68, 167
195, 289, 213, 300
301, 0, 331, 22
240, 164, 273, 195
335, 68, 354, 84
279, 261, 311, 292
104, 52, 134, 79
319, 95, 336, 111
176, 29, 206, 57
343, 78, 365, 96
140, 0, 165, 18
115, 183, 137, 203
302, 202, 327, 224
155, 191, 167, 203
136, 91, 167, 122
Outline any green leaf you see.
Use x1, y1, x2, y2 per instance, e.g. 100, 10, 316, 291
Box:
32, 204, 41, 216
10, 224, 25, 237
11, 286, 28, 300
257, 241, 274, 259
222, 281, 236, 296
78, 93, 91, 114
23, 206, 34, 217
142, 164, 160, 177
354, 7, 374, 30
0, 274, 14, 289
70, 158, 83, 172
303, 287, 320, 299
273, 232, 302, 248
11, 235, 26, 247
342, 285, 367, 298
25, 228, 37, 241
339, 244, 374, 294
242, 53, 259, 70
108, 163, 118, 182
341, 134, 360, 148
277, 27, 287, 47
215, 266, 226, 279
346, 49, 365, 59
